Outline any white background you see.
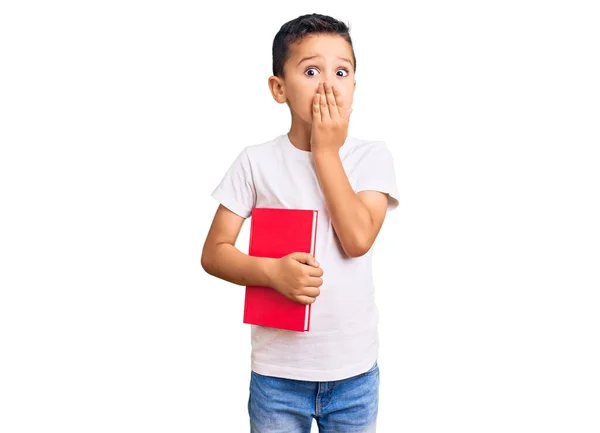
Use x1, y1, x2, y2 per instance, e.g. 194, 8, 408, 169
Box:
1, 1, 599, 432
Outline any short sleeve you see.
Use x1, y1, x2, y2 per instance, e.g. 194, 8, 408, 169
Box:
354, 142, 400, 211
210, 148, 256, 218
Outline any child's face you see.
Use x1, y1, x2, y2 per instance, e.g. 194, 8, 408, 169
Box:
272, 33, 356, 124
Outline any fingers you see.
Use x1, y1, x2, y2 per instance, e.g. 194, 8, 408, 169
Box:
319, 82, 331, 122
307, 285, 321, 296
307, 276, 323, 287
296, 295, 317, 305
330, 84, 344, 110
332, 84, 351, 120
305, 254, 319, 267
291, 252, 318, 266
308, 266, 324, 277
294, 285, 320, 305
324, 82, 340, 120
312, 89, 321, 122
314, 82, 346, 122
304, 286, 321, 299
292, 277, 322, 305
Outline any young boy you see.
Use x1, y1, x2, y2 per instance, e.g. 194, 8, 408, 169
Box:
201, 13, 399, 433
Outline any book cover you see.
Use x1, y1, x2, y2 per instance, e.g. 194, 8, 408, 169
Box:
243, 207, 318, 332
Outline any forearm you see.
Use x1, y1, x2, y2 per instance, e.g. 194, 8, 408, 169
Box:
312, 151, 372, 257
201, 243, 276, 287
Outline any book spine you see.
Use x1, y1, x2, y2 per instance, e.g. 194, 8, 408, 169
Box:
306, 210, 318, 331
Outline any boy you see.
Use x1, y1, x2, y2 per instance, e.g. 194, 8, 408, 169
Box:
201, 13, 399, 433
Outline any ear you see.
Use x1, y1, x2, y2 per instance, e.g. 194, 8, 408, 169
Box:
268, 76, 287, 104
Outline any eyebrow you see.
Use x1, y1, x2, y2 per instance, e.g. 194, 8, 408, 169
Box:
297, 55, 353, 67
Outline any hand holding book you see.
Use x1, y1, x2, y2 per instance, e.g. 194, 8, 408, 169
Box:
268, 252, 323, 305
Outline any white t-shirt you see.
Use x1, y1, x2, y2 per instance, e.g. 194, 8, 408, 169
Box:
211, 133, 400, 381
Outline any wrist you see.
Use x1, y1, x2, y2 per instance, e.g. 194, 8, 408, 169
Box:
262, 257, 278, 287
311, 148, 338, 160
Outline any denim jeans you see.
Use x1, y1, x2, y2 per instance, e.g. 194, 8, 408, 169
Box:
248, 361, 379, 433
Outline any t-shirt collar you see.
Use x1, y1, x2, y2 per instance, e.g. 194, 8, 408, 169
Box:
281, 133, 354, 160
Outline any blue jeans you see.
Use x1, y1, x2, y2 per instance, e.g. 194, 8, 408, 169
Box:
248, 361, 379, 433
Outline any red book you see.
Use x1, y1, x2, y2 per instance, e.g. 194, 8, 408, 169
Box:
243, 207, 319, 332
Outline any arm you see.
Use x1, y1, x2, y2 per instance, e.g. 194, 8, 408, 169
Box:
313, 151, 389, 258
309, 82, 391, 258
201, 204, 276, 287
201, 204, 323, 305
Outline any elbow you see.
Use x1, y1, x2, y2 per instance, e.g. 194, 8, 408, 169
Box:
200, 248, 213, 274
200, 255, 209, 273
345, 247, 369, 258
342, 238, 371, 258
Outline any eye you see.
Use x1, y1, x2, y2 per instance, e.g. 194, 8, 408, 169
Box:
305, 67, 318, 77
304, 68, 350, 77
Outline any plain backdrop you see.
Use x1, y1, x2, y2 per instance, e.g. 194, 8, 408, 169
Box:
1, 1, 599, 432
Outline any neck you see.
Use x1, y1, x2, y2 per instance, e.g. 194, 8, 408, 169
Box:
287, 115, 312, 152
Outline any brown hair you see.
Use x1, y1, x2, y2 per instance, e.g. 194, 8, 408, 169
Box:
272, 13, 356, 79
